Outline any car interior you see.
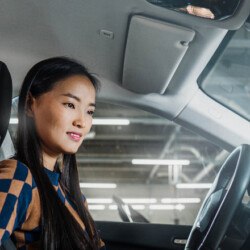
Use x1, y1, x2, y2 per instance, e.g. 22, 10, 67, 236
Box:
1, 0, 250, 249
0, 62, 16, 250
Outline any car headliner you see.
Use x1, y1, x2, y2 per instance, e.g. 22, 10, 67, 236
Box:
0, 0, 250, 150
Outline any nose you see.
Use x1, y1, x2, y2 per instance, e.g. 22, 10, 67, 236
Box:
73, 113, 86, 128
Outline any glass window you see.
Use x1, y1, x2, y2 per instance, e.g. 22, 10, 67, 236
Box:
199, 21, 250, 121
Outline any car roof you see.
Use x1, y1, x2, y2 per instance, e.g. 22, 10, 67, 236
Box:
0, 0, 250, 150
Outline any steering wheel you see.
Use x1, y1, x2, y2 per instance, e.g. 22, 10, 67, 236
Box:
185, 144, 250, 250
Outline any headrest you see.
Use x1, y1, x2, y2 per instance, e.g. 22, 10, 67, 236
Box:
0, 62, 12, 147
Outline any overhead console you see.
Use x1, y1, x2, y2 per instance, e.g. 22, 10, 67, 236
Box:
122, 16, 195, 94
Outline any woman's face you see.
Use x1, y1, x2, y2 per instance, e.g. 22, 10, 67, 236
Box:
29, 75, 96, 158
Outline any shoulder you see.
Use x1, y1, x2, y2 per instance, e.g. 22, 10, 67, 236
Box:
0, 159, 33, 187
0, 160, 35, 230
81, 193, 86, 202
81, 193, 88, 209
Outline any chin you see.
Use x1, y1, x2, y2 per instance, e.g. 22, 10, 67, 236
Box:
62, 148, 79, 155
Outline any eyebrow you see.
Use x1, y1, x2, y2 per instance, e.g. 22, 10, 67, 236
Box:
62, 93, 96, 107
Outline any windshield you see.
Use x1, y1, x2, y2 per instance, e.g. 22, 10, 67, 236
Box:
8, 100, 229, 225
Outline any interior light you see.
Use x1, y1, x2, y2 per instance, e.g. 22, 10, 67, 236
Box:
122, 198, 157, 204
9, 118, 18, 124
149, 204, 185, 211
92, 119, 130, 125
88, 205, 105, 210
87, 198, 113, 204
161, 198, 201, 204
176, 183, 212, 189
186, 5, 215, 19
132, 159, 190, 165
80, 183, 117, 189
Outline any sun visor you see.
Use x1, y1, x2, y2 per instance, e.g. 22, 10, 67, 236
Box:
122, 16, 195, 94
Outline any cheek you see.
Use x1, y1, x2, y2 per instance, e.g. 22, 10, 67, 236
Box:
88, 116, 93, 126
35, 107, 65, 135
85, 117, 93, 133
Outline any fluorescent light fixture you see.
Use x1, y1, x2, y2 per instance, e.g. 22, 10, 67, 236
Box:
175, 204, 185, 211
131, 205, 145, 210
80, 183, 117, 189
84, 131, 96, 139
9, 118, 130, 126
176, 183, 212, 189
122, 198, 157, 204
93, 119, 130, 125
87, 198, 113, 204
161, 198, 201, 204
149, 204, 174, 210
149, 204, 185, 211
109, 205, 118, 210
108, 204, 145, 211
88, 205, 105, 210
10, 118, 18, 124
132, 159, 190, 165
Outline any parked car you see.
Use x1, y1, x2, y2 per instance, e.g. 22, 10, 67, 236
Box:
0, 0, 250, 249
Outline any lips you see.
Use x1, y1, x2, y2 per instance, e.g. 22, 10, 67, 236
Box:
66, 132, 82, 142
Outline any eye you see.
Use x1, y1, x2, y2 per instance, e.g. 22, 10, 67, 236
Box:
64, 103, 75, 109
87, 110, 95, 116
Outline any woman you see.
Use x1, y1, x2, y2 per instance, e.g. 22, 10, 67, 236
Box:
0, 57, 105, 250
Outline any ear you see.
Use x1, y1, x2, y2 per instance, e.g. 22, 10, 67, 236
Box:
25, 93, 36, 117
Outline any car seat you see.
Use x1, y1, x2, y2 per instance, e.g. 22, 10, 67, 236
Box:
0, 62, 12, 147
0, 61, 17, 250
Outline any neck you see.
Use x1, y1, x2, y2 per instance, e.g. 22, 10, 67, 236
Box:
42, 152, 58, 171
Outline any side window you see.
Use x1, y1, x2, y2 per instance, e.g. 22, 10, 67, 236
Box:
77, 102, 229, 225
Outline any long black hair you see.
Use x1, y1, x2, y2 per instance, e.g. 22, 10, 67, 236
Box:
16, 57, 100, 250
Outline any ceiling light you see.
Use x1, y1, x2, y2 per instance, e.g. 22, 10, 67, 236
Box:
149, 204, 185, 211
87, 198, 113, 204
108, 204, 145, 211
9, 118, 130, 126
80, 183, 117, 189
176, 183, 212, 189
132, 159, 190, 165
84, 131, 96, 139
109, 205, 118, 210
9, 118, 18, 124
122, 198, 157, 204
92, 119, 130, 125
161, 198, 201, 204
131, 205, 145, 210
175, 204, 185, 211
88, 205, 105, 210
